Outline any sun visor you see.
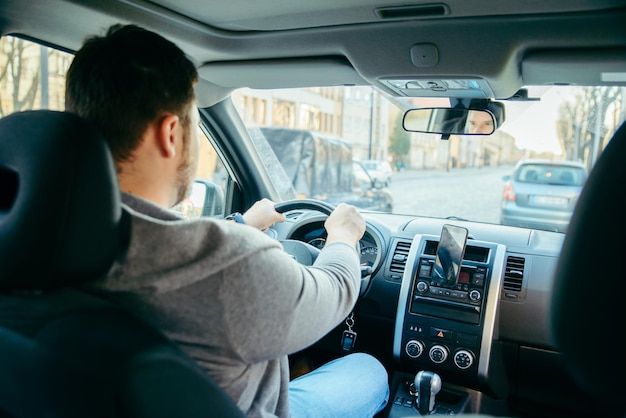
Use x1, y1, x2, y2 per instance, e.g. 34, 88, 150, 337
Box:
198, 57, 366, 92
522, 49, 626, 86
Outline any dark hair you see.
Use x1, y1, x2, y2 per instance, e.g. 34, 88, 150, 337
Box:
65, 24, 198, 164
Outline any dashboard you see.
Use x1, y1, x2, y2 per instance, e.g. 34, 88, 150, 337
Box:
272, 208, 564, 349
269, 207, 577, 415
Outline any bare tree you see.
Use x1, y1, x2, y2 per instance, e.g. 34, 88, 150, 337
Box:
0, 37, 40, 116
557, 87, 622, 170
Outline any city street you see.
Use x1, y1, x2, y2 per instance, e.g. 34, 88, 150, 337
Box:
388, 165, 514, 225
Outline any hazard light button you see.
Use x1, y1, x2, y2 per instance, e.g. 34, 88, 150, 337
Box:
430, 327, 454, 341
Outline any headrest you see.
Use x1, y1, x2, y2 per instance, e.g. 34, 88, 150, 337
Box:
0, 110, 126, 291
552, 120, 626, 415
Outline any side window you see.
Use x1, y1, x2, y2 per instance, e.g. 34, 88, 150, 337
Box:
1, 36, 229, 219
0, 36, 71, 113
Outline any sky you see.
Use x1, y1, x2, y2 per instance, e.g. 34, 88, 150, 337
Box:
499, 86, 573, 155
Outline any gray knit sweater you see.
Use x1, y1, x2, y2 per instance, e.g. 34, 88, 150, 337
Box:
84, 193, 361, 417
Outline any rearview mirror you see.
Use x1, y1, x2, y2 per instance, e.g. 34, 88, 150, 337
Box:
403, 100, 505, 136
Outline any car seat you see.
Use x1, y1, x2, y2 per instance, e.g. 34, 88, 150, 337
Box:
0, 110, 244, 418
552, 120, 626, 417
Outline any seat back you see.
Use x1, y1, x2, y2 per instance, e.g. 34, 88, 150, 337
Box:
0, 110, 123, 290
552, 120, 626, 417
0, 110, 244, 418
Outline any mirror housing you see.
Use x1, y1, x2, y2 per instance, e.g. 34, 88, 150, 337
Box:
174, 180, 224, 218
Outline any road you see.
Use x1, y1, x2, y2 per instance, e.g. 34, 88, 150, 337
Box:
388, 165, 513, 224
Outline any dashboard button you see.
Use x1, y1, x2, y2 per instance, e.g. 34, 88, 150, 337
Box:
430, 327, 454, 341
418, 264, 432, 277
408, 324, 426, 335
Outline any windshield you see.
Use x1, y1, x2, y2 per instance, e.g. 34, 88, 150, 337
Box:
233, 85, 625, 233
2, 36, 622, 234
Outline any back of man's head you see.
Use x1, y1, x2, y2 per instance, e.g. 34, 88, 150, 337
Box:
65, 24, 198, 164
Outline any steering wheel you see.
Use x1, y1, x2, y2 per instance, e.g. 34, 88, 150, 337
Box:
274, 198, 371, 295
273, 199, 335, 266
274, 198, 335, 216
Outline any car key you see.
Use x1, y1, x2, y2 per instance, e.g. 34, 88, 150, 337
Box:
341, 313, 357, 351
341, 329, 357, 351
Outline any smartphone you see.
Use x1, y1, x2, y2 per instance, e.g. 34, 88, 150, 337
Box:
432, 224, 469, 287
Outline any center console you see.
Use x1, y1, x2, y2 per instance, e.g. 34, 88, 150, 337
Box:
390, 226, 508, 415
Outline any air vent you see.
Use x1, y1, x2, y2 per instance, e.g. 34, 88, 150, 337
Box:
389, 240, 411, 275
503, 256, 525, 292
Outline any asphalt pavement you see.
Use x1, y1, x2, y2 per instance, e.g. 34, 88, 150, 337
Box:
387, 165, 514, 224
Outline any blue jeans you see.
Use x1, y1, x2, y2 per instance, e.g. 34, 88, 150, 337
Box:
289, 352, 389, 418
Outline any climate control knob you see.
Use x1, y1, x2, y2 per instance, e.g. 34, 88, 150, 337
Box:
453, 349, 474, 369
429, 344, 448, 363
405, 339, 425, 358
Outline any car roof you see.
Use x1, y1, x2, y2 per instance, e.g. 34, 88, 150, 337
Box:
1, 0, 625, 107
515, 159, 588, 170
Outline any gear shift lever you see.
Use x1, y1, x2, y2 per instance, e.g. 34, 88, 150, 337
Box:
414, 370, 442, 415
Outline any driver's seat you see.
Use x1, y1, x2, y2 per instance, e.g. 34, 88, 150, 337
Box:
552, 119, 626, 417
0, 110, 244, 418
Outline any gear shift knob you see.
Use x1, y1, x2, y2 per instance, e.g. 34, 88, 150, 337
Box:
414, 370, 442, 415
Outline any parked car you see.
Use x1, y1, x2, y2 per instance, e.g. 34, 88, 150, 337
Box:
0, 1, 625, 417
349, 160, 393, 212
361, 159, 394, 186
256, 127, 393, 212
501, 160, 588, 232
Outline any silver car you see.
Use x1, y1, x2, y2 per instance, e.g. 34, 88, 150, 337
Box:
501, 159, 588, 232
361, 160, 393, 186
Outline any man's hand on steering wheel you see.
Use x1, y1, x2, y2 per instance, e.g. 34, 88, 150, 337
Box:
323, 203, 365, 251
273, 198, 365, 260
273, 198, 371, 295
274, 198, 365, 250
240, 198, 365, 252
241, 198, 286, 231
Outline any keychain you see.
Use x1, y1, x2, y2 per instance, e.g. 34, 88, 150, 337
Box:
341, 312, 357, 351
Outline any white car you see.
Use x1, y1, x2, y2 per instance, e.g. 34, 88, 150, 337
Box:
361, 160, 393, 186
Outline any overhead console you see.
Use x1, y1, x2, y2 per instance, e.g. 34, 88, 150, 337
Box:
393, 225, 507, 396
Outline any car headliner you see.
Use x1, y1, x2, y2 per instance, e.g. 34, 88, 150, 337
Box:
1, 0, 626, 106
